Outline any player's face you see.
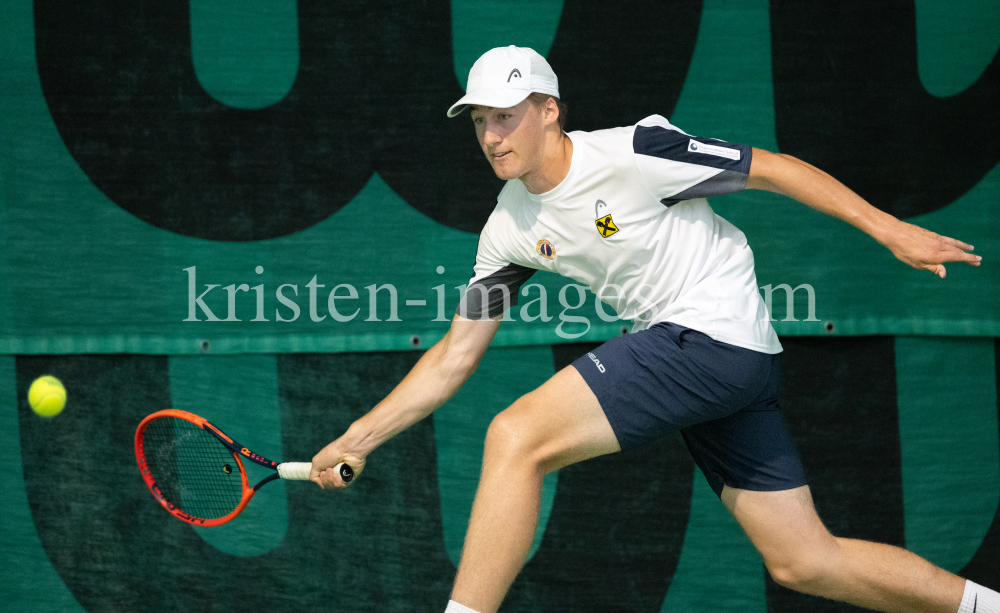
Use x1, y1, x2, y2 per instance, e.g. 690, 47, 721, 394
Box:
470, 99, 545, 181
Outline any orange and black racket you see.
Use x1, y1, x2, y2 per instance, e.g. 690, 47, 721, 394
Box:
135, 409, 353, 526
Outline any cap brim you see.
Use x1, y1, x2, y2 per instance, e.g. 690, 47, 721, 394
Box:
447, 88, 532, 117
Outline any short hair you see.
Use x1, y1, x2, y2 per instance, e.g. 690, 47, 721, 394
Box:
527, 92, 568, 131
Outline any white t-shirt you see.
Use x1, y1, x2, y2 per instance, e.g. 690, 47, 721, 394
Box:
457, 115, 782, 354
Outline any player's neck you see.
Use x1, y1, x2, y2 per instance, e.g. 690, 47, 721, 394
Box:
520, 131, 573, 195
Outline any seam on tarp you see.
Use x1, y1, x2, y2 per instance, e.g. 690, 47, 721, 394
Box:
0, 319, 998, 355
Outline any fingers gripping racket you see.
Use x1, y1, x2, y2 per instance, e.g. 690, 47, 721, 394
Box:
135, 409, 353, 526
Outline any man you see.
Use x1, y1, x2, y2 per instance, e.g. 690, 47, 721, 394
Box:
311, 46, 995, 613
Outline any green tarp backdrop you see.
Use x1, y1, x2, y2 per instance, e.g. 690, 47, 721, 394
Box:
1, 0, 998, 611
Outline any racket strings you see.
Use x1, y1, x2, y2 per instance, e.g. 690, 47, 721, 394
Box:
142, 418, 244, 520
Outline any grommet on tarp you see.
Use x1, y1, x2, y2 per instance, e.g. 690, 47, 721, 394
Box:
824, 321, 836, 334
199, 339, 212, 353
410, 335, 421, 349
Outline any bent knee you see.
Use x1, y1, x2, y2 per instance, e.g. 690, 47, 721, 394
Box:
484, 395, 571, 472
764, 545, 840, 593
758, 527, 842, 592
767, 560, 825, 591
484, 401, 543, 462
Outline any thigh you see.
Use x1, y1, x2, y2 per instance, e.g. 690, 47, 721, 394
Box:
496, 363, 621, 474
721, 485, 838, 568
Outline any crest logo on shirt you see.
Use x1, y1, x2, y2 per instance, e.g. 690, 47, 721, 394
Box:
535, 239, 555, 260
594, 200, 618, 238
595, 215, 619, 238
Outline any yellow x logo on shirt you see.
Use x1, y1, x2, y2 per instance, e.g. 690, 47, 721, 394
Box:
595, 214, 619, 238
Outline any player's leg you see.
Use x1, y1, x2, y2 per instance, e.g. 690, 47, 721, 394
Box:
676, 341, 993, 613
449, 322, 787, 613
722, 484, 967, 613
449, 363, 620, 613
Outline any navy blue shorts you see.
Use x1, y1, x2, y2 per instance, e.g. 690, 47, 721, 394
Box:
571, 322, 807, 496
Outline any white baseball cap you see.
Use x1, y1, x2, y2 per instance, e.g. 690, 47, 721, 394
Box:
447, 46, 560, 117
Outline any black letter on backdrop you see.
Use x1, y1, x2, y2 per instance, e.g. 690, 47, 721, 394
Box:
34, 0, 701, 241
770, 0, 999, 219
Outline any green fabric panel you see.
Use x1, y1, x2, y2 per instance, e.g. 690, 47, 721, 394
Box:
659, 470, 766, 613
168, 355, 288, 556
451, 0, 563, 89
434, 345, 559, 566
0, 0, 613, 355
916, 0, 1000, 97
1, 0, 998, 355
0, 158, 619, 353
190, 0, 299, 109
0, 357, 87, 612
896, 337, 1000, 572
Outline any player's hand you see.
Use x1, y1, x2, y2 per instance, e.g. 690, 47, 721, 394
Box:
881, 219, 981, 279
310, 439, 366, 490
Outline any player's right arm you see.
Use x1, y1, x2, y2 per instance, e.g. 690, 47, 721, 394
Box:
310, 313, 501, 489
312, 197, 535, 489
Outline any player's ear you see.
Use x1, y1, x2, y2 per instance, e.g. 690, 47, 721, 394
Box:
544, 96, 560, 126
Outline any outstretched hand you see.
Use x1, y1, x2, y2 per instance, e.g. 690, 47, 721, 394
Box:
310, 439, 366, 490
881, 220, 982, 279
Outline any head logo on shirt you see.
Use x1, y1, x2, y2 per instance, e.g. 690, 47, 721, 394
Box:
594, 200, 619, 238
535, 239, 555, 260
594, 199, 608, 218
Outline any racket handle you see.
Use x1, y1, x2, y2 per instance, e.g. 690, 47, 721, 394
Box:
336, 462, 355, 483
276, 462, 312, 480
276, 461, 355, 484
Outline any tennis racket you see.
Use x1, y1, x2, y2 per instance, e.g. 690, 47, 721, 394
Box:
135, 409, 354, 526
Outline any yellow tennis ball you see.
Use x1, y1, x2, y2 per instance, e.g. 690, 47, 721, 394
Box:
28, 375, 66, 417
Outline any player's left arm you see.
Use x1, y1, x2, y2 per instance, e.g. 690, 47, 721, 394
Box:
746, 148, 982, 279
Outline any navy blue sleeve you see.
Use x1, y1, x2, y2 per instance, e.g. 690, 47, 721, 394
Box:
455, 262, 537, 320
633, 123, 753, 206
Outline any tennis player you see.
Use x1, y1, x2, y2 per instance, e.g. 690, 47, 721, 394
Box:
311, 46, 995, 613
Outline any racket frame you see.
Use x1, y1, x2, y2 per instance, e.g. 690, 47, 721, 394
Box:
135, 409, 283, 527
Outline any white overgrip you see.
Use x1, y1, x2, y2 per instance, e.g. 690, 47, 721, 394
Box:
276, 462, 312, 480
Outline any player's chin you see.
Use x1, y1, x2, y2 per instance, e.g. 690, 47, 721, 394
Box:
489, 161, 520, 181
485, 152, 513, 173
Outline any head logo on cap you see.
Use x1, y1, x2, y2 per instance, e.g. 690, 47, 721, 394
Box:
507, 68, 522, 82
